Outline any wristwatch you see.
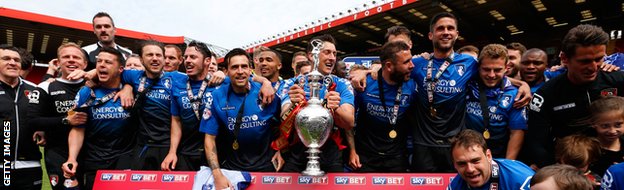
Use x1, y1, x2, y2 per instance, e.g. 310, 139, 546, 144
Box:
62, 117, 70, 125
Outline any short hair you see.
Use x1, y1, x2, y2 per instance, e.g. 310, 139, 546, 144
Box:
16, 48, 33, 70
555, 134, 601, 169
224, 48, 251, 68
479, 44, 509, 63
306, 34, 336, 53
128, 53, 140, 59
385, 26, 412, 42
561, 24, 609, 58
164, 44, 182, 58
523, 48, 547, 58
530, 164, 593, 190
138, 40, 165, 56
292, 51, 308, 63
590, 96, 624, 124
98, 46, 126, 67
253, 46, 270, 59
0, 44, 19, 53
349, 64, 368, 72
450, 129, 488, 156
429, 12, 457, 32
187, 41, 212, 59
259, 48, 283, 63
458, 45, 479, 55
57, 42, 87, 61
295, 60, 311, 74
380, 41, 411, 67
92, 12, 115, 27
506, 42, 527, 55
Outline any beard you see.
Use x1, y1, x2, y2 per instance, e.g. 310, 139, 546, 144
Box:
433, 39, 455, 53
390, 70, 409, 83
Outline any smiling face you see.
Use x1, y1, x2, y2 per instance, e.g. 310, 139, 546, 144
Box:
592, 111, 624, 143
227, 55, 251, 92
257, 51, 281, 81
140, 45, 165, 76
452, 145, 493, 188
387, 50, 414, 83
479, 57, 507, 88
429, 17, 458, 54
58, 46, 87, 78
520, 51, 547, 85
0, 49, 21, 83
308, 41, 337, 75
562, 45, 606, 85
93, 16, 116, 45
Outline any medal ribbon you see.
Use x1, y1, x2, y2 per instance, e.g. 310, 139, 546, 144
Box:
186, 79, 209, 120
426, 54, 454, 115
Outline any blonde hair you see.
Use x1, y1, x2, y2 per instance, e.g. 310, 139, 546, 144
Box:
57, 42, 87, 61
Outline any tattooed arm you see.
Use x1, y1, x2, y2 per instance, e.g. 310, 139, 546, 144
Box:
204, 134, 231, 189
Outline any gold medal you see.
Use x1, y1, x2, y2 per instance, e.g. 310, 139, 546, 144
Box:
232, 140, 239, 150
483, 130, 490, 139
389, 130, 397, 139
67, 109, 76, 116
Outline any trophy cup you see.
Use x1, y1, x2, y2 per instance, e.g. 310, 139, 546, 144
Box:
294, 39, 334, 176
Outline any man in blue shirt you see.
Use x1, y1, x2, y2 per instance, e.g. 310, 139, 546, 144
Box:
448, 129, 533, 190
200, 48, 281, 190
161, 41, 216, 171
349, 41, 416, 172
278, 34, 355, 173
63, 47, 134, 190
465, 44, 527, 159
121, 40, 185, 170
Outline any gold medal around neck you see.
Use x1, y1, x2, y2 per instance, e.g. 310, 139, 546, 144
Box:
389, 130, 397, 139
67, 109, 76, 116
430, 107, 437, 117
232, 140, 239, 150
483, 130, 491, 139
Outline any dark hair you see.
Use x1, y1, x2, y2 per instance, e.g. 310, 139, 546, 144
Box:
385, 26, 412, 42
450, 129, 488, 156
259, 48, 283, 63
506, 42, 527, 55
458, 45, 479, 55
187, 41, 212, 60
0, 44, 19, 52
138, 40, 165, 57
92, 12, 115, 27
590, 96, 624, 123
306, 34, 336, 53
295, 60, 311, 74
380, 41, 411, 67
531, 164, 593, 190
98, 46, 126, 67
16, 48, 33, 70
429, 12, 457, 32
479, 44, 508, 64
224, 48, 251, 68
561, 24, 609, 58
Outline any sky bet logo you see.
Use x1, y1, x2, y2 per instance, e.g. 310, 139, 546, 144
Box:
100, 173, 126, 181
298, 176, 328, 184
334, 176, 366, 185
410, 177, 443, 186
372, 176, 404, 185
161, 174, 189, 182
261, 176, 292, 184
130, 174, 157, 182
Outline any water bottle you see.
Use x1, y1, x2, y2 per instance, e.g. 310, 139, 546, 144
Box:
64, 163, 80, 190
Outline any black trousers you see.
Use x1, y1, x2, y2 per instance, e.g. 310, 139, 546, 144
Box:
410, 145, 455, 173
2, 167, 42, 190
356, 153, 408, 173
131, 144, 169, 170
81, 151, 133, 190
44, 147, 68, 190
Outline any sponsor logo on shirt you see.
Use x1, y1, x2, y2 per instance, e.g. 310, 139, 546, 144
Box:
50, 90, 66, 95
298, 176, 328, 184
26, 90, 40, 104
529, 94, 544, 112
456, 64, 465, 76
553, 102, 576, 111
161, 174, 189, 182
334, 176, 366, 185
410, 177, 444, 185
372, 176, 404, 185
130, 174, 157, 182
261, 176, 291, 184
499, 94, 512, 109
101, 173, 126, 181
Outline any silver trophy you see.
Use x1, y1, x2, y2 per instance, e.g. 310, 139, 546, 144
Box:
294, 39, 334, 176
